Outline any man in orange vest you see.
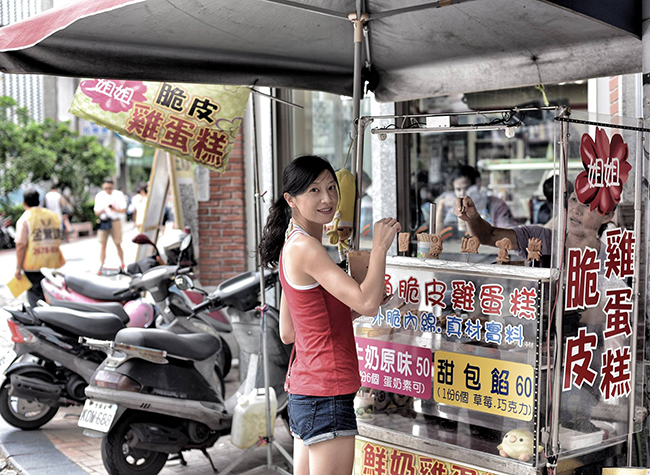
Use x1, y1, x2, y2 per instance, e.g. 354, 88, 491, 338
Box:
14, 188, 65, 307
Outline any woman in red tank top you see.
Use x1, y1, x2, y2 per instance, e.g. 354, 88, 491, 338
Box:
259, 156, 400, 475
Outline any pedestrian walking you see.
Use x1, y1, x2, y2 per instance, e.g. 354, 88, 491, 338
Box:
44, 184, 72, 241
14, 188, 65, 307
259, 155, 400, 475
94, 178, 127, 273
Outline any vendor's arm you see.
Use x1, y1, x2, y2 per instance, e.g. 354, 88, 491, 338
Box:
455, 196, 519, 249
295, 219, 400, 316
279, 292, 295, 345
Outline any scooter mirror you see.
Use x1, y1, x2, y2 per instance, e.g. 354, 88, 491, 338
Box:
132, 233, 155, 247
175, 274, 194, 290
180, 233, 192, 252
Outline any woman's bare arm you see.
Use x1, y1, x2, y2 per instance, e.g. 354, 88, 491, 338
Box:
288, 219, 399, 317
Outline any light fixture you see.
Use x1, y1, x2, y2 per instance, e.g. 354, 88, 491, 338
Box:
371, 123, 521, 136
505, 126, 516, 139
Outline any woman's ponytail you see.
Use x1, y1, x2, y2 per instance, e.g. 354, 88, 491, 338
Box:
259, 196, 291, 268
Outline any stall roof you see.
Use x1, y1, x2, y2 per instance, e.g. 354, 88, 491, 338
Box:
0, 0, 641, 102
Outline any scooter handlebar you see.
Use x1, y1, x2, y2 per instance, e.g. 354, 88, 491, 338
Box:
192, 296, 219, 314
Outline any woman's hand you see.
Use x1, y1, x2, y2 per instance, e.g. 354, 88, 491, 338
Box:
454, 196, 479, 222
373, 217, 401, 252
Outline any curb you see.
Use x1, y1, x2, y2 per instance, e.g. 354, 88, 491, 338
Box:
0, 424, 87, 475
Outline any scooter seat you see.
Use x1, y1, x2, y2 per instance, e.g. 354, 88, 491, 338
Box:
64, 274, 138, 302
49, 300, 130, 324
32, 307, 126, 340
115, 328, 221, 361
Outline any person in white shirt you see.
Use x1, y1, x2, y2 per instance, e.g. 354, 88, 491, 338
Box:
44, 186, 62, 218
44, 185, 72, 241
93, 178, 127, 273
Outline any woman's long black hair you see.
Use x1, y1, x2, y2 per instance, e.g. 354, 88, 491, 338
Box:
259, 155, 338, 268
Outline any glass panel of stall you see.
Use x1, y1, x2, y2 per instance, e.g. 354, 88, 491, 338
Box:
352, 108, 647, 473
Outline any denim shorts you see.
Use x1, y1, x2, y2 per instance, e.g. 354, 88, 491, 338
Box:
288, 393, 358, 445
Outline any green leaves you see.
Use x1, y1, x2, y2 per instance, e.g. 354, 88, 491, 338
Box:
0, 96, 115, 222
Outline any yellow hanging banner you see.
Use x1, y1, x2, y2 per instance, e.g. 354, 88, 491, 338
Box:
69, 80, 250, 173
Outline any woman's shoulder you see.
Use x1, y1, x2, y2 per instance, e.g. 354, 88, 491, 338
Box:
284, 232, 324, 257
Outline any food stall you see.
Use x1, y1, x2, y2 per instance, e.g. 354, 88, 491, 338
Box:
350, 106, 648, 474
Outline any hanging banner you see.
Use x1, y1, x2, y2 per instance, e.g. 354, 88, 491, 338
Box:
69, 80, 250, 173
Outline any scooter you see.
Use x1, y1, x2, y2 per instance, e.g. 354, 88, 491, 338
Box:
0, 238, 230, 431
41, 232, 225, 332
80, 270, 291, 475
0, 214, 16, 249
0, 267, 232, 430
40, 233, 168, 328
0, 302, 127, 429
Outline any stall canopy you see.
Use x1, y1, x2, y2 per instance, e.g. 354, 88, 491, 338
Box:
0, 0, 641, 102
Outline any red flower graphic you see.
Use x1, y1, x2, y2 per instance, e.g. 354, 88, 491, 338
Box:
80, 79, 147, 113
574, 127, 630, 215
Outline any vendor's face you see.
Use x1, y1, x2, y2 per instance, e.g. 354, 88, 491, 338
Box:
287, 170, 338, 225
102, 182, 114, 194
453, 177, 472, 199
567, 192, 612, 237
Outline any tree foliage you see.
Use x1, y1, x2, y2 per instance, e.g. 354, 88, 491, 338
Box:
0, 96, 114, 222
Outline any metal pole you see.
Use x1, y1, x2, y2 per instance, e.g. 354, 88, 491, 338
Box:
352, 117, 372, 250
640, 0, 650, 463
627, 120, 644, 463
249, 92, 274, 468
349, 11, 368, 251
549, 112, 569, 462
351, 16, 365, 128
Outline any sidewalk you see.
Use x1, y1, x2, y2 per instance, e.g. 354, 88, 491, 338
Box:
0, 368, 294, 475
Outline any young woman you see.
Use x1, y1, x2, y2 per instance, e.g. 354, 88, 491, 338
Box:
259, 155, 400, 475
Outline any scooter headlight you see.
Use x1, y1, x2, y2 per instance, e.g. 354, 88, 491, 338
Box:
91, 369, 141, 392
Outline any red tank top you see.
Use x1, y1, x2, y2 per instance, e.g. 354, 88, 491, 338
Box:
280, 227, 361, 396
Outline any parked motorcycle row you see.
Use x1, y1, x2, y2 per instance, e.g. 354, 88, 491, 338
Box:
0, 231, 292, 475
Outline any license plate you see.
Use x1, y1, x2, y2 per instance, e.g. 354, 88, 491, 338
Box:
78, 399, 118, 433
0, 349, 16, 376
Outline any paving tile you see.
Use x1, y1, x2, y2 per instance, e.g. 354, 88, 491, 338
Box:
23, 467, 88, 475
10, 452, 79, 470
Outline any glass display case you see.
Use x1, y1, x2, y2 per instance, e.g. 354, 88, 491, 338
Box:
351, 108, 648, 474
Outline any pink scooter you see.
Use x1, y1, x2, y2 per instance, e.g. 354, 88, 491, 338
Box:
40, 234, 167, 328
41, 233, 233, 338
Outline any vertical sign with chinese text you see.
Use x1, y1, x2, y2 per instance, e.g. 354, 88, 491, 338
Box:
69, 80, 250, 173
562, 227, 635, 402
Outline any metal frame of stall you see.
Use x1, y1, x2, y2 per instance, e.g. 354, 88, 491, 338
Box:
349, 106, 649, 474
